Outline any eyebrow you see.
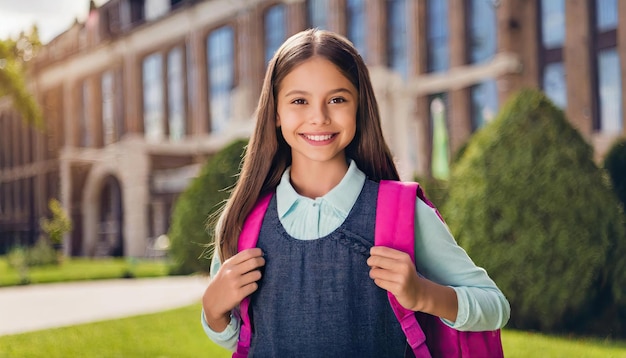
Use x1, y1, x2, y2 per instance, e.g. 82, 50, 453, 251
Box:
283, 88, 354, 97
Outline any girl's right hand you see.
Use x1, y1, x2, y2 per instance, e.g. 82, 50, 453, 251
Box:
202, 248, 265, 332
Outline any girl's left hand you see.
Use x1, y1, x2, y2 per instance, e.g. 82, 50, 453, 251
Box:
367, 246, 423, 311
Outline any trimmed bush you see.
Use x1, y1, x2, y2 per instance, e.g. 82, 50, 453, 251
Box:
414, 175, 449, 209
604, 137, 626, 212
442, 89, 626, 335
168, 138, 248, 275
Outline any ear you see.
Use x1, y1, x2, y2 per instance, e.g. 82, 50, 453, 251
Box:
276, 114, 281, 127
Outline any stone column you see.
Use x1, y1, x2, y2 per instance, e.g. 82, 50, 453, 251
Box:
410, 0, 430, 178
286, 0, 306, 36
366, 0, 386, 67
618, 0, 626, 136
328, 0, 345, 34
185, 30, 203, 136
564, 0, 593, 138
448, 0, 471, 155
123, 49, 142, 134
60, 154, 72, 256
120, 139, 150, 257
234, 5, 262, 123
496, 0, 540, 100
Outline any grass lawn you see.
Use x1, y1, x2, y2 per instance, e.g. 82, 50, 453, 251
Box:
502, 330, 626, 357
0, 257, 169, 287
0, 304, 230, 358
0, 303, 625, 357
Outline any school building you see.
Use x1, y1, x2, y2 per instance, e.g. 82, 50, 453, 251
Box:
0, 0, 624, 257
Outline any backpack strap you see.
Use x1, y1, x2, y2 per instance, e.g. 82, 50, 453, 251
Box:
375, 180, 431, 357
233, 193, 273, 358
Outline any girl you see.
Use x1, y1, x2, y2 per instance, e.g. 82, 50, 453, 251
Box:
201, 29, 510, 356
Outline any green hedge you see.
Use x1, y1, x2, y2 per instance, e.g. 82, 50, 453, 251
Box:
604, 137, 626, 212
414, 176, 449, 209
442, 89, 626, 336
167, 139, 248, 275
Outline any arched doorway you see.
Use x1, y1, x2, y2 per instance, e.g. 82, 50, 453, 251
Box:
95, 175, 124, 257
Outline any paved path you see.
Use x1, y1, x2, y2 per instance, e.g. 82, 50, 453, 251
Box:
0, 275, 209, 336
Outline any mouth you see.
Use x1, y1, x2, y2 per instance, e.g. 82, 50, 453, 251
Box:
300, 133, 337, 142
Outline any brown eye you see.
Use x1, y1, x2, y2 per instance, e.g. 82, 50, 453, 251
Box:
329, 97, 346, 104
292, 98, 306, 105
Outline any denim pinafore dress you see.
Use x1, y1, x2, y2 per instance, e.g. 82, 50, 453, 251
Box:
248, 180, 406, 357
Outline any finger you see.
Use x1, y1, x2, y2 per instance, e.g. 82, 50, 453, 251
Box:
370, 277, 399, 294
239, 281, 260, 297
369, 267, 403, 284
239, 269, 262, 287
367, 255, 403, 270
370, 246, 408, 259
238, 256, 266, 275
227, 248, 264, 265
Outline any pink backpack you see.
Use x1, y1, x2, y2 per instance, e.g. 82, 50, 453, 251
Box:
234, 180, 504, 357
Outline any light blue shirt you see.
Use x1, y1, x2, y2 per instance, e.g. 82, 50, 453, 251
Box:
202, 160, 510, 351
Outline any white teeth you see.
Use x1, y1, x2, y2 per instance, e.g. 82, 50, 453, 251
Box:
304, 134, 333, 141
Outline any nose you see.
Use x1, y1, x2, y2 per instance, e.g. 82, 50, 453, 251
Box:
310, 102, 331, 125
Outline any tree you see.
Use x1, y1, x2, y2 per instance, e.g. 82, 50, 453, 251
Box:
443, 89, 626, 336
0, 27, 43, 128
40, 198, 73, 249
604, 137, 626, 212
168, 138, 248, 275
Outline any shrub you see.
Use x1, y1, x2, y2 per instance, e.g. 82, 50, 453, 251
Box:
167, 138, 248, 275
26, 238, 59, 266
7, 238, 59, 269
40, 198, 72, 249
604, 137, 626, 212
414, 175, 449, 209
442, 89, 626, 335
6, 247, 30, 285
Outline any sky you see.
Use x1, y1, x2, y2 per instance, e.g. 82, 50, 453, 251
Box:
0, 0, 108, 43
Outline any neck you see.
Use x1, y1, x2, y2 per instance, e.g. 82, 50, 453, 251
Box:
289, 158, 349, 198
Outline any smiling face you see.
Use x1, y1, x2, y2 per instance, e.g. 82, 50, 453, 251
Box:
276, 57, 358, 170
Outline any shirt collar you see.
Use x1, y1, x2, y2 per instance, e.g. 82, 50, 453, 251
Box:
276, 159, 366, 219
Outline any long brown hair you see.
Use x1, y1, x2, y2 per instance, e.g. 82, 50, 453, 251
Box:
216, 29, 399, 261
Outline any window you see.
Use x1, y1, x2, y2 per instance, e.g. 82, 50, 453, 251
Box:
542, 62, 567, 108
387, 0, 408, 78
596, 49, 622, 132
113, 70, 125, 141
468, 0, 497, 64
346, 0, 366, 59
541, 0, 565, 49
596, 0, 618, 32
307, 0, 328, 29
128, 0, 145, 26
186, 43, 197, 126
0, 115, 5, 169
207, 26, 235, 133
143, 53, 165, 141
79, 81, 92, 147
103, 1, 122, 37
0, 183, 3, 216
265, 5, 286, 65
3, 182, 10, 215
539, 0, 566, 108
593, 0, 621, 133
15, 179, 22, 214
144, 0, 169, 21
427, 0, 449, 72
167, 47, 186, 141
470, 80, 498, 131
102, 71, 115, 146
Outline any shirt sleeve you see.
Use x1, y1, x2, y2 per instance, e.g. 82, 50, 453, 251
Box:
200, 251, 241, 351
413, 198, 511, 331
